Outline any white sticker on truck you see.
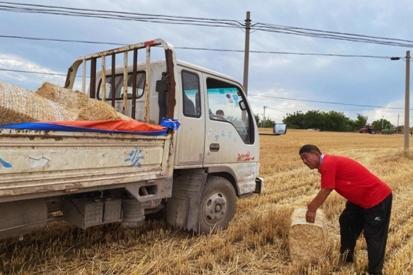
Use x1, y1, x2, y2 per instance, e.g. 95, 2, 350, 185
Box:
28, 156, 50, 169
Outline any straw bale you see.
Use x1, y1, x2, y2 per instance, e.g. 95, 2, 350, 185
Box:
78, 100, 121, 121
0, 82, 77, 124
288, 207, 328, 263
36, 82, 89, 111
36, 82, 124, 121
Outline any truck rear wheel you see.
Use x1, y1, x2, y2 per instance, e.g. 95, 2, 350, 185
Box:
198, 176, 236, 233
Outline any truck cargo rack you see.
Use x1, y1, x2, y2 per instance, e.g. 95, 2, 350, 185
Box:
64, 39, 177, 121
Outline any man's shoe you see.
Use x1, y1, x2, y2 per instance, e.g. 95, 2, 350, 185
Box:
339, 250, 355, 264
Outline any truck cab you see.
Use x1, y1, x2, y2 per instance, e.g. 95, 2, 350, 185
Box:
95, 58, 260, 193
87, 40, 262, 232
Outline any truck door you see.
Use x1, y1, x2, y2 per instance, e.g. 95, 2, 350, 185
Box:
203, 76, 259, 195
174, 69, 205, 167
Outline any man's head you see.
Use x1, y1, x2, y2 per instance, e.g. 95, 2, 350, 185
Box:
299, 144, 322, 169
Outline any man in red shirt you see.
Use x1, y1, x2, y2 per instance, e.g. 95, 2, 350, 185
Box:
299, 144, 392, 275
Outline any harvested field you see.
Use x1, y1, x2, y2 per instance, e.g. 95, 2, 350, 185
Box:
1, 129, 413, 274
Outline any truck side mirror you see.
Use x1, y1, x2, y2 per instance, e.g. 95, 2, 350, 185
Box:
156, 79, 168, 93
239, 100, 247, 111
156, 72, 168, 93
157, 72, 169, 122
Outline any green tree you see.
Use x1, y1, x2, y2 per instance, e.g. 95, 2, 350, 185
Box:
372, 119, 393, 132
321, 111, 353, 132
352, 114, 368, 131
261, 118, 275, 128
304, 110, 324, 130
254, 114, 274, 128
283, 110, 353, 132
282, 111, 306, 129
254, 114, 260, 126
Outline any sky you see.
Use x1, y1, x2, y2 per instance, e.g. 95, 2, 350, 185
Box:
0, 0, 412, 125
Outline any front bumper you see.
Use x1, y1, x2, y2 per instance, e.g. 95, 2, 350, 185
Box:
254, 177, 264, 194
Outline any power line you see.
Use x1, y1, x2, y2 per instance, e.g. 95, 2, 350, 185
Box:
0, 67, 409, 113
249, 94, 410, 110
254, 23, 413, 44
0, 34, 121, 46
264, 105, 408, 117
262, 105, 379, 114
0, 67, 66, 76
0, 1, 243, 29
179, 46, 397, 59
1, 2, 413, 48
264, 105, 373, 113
0, 34, 402, 60
0, 67, 90, 79
0, 1, 241, 25
253, 23, 413, 48
0, 66, 405, 110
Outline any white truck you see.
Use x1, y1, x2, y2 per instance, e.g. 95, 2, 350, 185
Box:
273, 123, 287, 135
0, 39, 262, 239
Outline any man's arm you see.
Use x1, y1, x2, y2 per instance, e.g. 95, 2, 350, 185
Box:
306, 188, 332, 223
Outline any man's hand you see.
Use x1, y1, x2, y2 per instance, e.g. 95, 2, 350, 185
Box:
306, 209, 316, 223
305, 188, 332, 223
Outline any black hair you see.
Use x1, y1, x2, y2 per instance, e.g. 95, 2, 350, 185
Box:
299, 144, 322, 155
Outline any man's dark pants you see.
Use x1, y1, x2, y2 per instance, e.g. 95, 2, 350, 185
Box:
339, 194, 392, 275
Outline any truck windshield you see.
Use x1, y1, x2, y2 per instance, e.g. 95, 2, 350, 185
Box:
97, 71, 145, 100
207, 78, 254, 144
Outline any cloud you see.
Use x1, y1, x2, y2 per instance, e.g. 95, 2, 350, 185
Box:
361, 99, 405, 126
1, 0, 413, 125
247, 86, 322, 122
0, 53, 65, 90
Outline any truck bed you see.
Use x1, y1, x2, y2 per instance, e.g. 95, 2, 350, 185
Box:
0, 129, 172, 202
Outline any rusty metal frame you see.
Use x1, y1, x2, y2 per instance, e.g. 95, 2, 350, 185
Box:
143, 46, 151, 122
100, 55, 106, 102
165, 49, 176, 118
64, 38, 177, 120
122, 52, 128, 113
111, 54, 116, 107
131, 49, 138, 119
89, 58, 96, 99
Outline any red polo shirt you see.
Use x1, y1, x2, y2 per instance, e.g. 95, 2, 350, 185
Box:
319, 155, 391, 208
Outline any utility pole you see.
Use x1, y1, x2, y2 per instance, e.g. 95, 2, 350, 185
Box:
404, 50, 411, 156
263, 106, 267, 121
397, 113, 400, 127
243, 11, 251, 95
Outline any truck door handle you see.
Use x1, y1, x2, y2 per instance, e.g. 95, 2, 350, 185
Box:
209, 143, 220, 152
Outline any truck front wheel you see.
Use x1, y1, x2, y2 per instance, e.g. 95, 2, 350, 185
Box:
198, 176, 236, 233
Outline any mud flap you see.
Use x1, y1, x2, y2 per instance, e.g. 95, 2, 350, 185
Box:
0, 199, 47, 240
166, 169, 207, 231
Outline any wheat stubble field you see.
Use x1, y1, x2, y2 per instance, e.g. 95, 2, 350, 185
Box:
1, 129, 413, 274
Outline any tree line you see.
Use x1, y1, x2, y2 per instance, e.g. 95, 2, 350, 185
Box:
255, 110, 395, 132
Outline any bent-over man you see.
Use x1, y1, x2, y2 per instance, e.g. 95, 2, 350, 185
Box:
299, 144, 392, 275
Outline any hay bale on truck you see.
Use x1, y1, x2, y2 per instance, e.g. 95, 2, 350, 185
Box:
289, 207, 328, 263
36, 82, 125, 121
0, 81, 77, 124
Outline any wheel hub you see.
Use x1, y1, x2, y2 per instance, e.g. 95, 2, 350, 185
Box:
203, 192, 227, 224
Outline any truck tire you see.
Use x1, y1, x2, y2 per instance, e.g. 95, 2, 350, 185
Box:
198, 176, 236, 233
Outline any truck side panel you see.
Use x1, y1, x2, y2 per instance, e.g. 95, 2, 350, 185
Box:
0, 130, 172, 202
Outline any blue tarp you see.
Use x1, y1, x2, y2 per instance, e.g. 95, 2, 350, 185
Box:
0, 118, 180, 136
